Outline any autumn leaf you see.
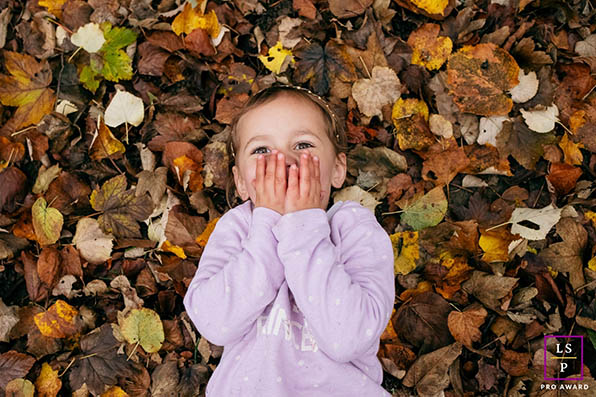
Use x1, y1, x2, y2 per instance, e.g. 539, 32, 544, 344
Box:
462, 271, 518, 313
104, 90, 144, 128
73, 218, 113, 265
403, 342, 462, 397
496, 119, 556, 170
390, 231, 419, 275
119, 308, 165, 353
89, 174, 154, 238
71, 23, 106, 53
479, 227, 517, 263
195, 217, 220, 247
408, 23, 452, 71
351, 66, 401, 118
172, 2, 220, 38
35, 362, 62, 397
33, 300, 79, 338
0, 351, 36, 391
294, 40, 357, 95
90, 120, 126, 161
507, 204, 562, 241
446, 43, 519, 116
447, 303, 487, 348
401, 186, 447, 231
0, 51, 56, 131
5, 378, 35, 396
69, 324, 135, 396
395, 0, 453, 18
258, 41, 294, 75
31, 197, 63, 246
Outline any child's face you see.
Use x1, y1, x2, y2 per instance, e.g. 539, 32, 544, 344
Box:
232, 94, 347, 209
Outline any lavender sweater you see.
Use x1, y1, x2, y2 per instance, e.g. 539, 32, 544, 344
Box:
183, 199, 395, 396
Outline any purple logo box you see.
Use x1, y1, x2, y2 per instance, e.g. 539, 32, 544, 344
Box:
544, 335, 584, 381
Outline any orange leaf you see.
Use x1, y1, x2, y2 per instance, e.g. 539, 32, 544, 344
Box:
195, 217, 220, 247
479, 227, 517, 263
38, 0, 67, 18
34, 299, 78, 338
447, 43, 519, 116
90, 120, 125, 161
447, 303, 487, 348
35, 362, 62, 397
558, 132, 583, 165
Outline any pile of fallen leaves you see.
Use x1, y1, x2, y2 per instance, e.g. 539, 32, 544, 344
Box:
1, 0, 596, 395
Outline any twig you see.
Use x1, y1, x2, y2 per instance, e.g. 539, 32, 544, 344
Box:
359, 55, 371, 79
58, 357, 76, 377
127, 340, 140, 361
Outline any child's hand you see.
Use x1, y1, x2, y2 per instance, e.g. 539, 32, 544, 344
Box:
252, 149, 287, 215
285, 152, 322, 214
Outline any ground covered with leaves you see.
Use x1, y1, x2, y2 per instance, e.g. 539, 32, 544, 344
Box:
1, 0, 596, 396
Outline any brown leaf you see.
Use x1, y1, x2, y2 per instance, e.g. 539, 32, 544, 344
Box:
447, 303, 487, 348
421, 137, 470, 186
496, 119, 556, 170
147, 113, 205, 152
21, 251, 49, 303
402, 342, 462, 396
45, 172, 91, 216
462, 271, 518, 313
150, 361, 179, 397
394, 291, 453, 351
0, 351, 35, 391
34, 299, 79, 338
293, 0, 316, 19
539, 218, 587, 290
69, 324, 136, 396
137, 41, 170, 77
37, 247, 61, 289
500, 348, 530, 376
0, 167, 27, 213
184, 28, 215, 57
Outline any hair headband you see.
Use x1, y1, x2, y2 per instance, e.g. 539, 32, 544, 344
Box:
228, 84, 341, 160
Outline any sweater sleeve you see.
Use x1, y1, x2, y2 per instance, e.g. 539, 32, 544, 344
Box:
271, 203, 395, 363
183, 205, 284, 346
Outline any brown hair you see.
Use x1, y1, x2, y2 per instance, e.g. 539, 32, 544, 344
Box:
224, 85, 349, 209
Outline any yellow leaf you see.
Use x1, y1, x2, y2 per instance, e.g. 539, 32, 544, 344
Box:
408, 23, 453, 71
392, 97, 429, 122
34, 300, 78, 338
90, 120, 125, 161
569, 110, 586, 133
32, 197, 64, 246
586, 211, 596, 228
588, 256, 596, 272
161, 240, 186, 259
390, 231, 419, 275
35, 363, 62, 397
258, 41, 294, 74
39, 0, 67, 18
0, 51, 56, 130
380, 307, 398, 341
559, 132, 583, 165
196, 217, 220, 247
479, 228, 516, 263
100, 386, 129, 397
411, 0, 449, 15
172, 3, 220, 38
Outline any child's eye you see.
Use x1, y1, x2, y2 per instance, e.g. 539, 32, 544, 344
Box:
252, 147, 269, 155
296, 142, 313, 150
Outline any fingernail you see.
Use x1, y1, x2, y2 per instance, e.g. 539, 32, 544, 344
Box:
258, 154, 263, 160
314, 156, 318, 161
277, 153, 283, 160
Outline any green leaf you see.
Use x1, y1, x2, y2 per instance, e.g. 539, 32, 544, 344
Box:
401, 186, 447, 231
79, 65, 101, 93
587, 329, 596, 350
101, 50, 133, 82
101, 24, 137, 51
32, 197, 63, 245
89, 175, 153, 238
119, 308, 164, 353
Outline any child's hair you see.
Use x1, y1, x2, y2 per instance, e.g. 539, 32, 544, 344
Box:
224, 85, 349, 209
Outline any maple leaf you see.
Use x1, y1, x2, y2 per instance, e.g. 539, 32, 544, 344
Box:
0, 51, 56, 131
294, 40, 357, 95
447, 303, 487, 348
172, 2, 220, 38
69, 324, 135, 396
258, 41, 294, 74
403, 342, 462, 396
352, 66, 401, 118
496, 119, 556, 170
77, 22, 137, 92
89, 175, 154, 238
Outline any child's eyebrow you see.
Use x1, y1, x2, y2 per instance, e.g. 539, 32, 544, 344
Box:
243, 130, 321, 152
